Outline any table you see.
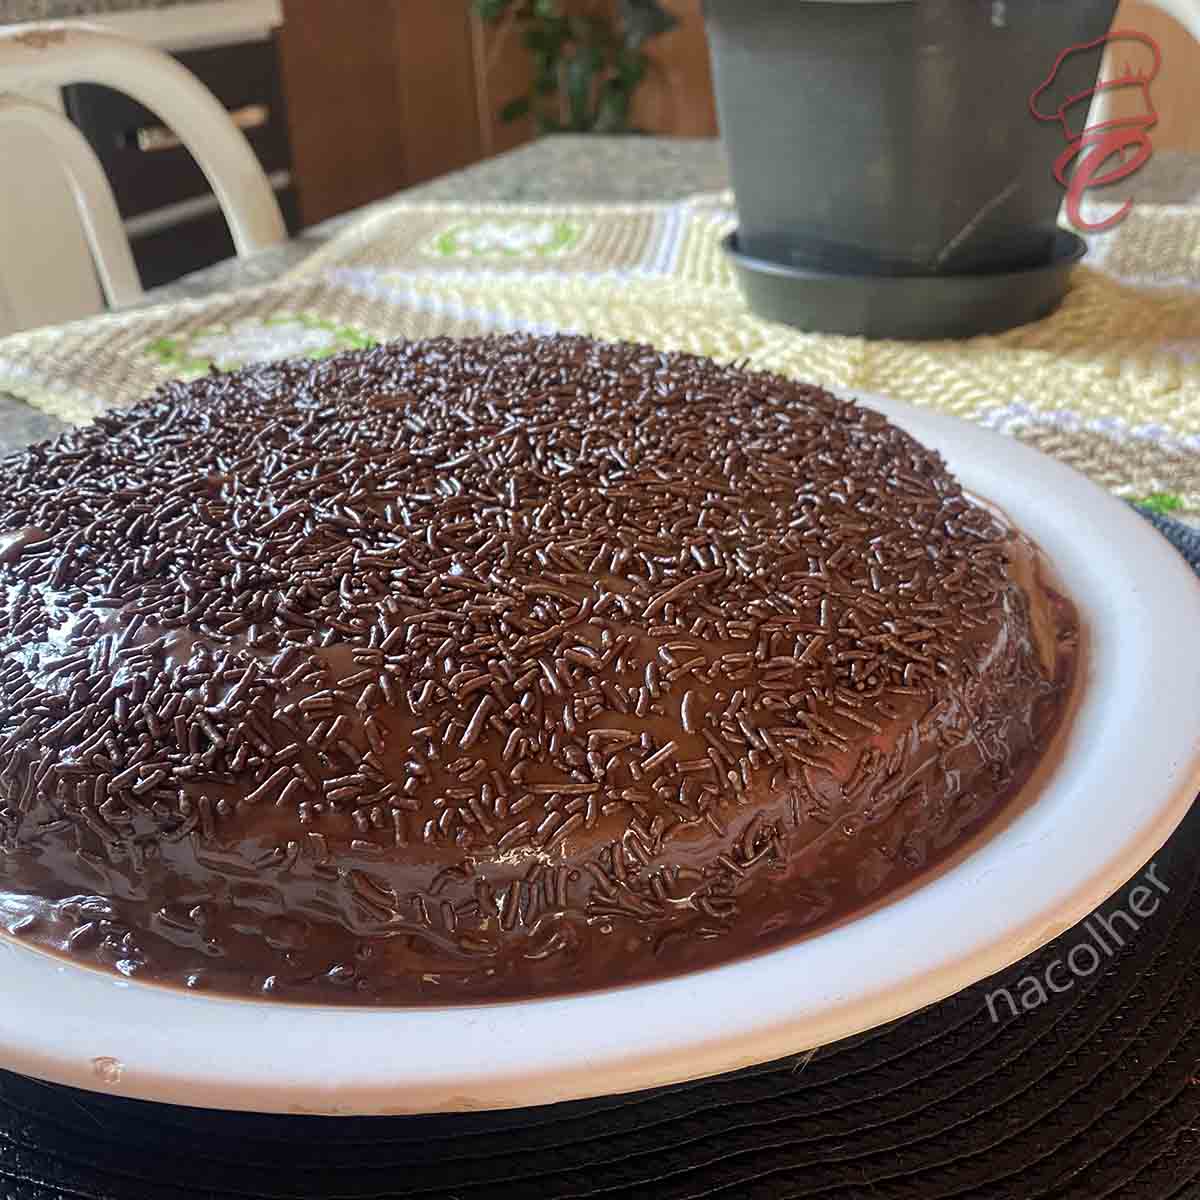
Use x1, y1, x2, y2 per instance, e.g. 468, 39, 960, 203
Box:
5, 134, 1199, 459
0, 136, 730, 455
3, 134, 1200, 1199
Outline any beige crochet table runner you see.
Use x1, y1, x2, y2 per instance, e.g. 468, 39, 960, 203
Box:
1, 191, 1198, 516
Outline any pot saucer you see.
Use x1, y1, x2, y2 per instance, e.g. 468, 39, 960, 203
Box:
722, 229, 1088, 340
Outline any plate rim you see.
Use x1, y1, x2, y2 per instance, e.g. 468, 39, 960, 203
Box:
2, 391, 1198, 1115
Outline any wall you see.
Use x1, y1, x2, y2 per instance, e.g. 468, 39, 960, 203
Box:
631, 0, 717, 138
1111, 0, 1200, 152
468, 6, 535, 158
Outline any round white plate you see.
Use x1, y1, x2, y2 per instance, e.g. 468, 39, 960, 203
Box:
3, 393, 1199, 1115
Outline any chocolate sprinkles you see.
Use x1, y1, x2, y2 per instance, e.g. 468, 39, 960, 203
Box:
0, 333, 1075, 1004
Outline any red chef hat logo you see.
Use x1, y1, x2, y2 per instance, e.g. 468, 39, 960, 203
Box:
1030, 30, 1161, 232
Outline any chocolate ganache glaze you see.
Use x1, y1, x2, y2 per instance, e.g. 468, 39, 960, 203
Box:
0, 335, 1078, 1003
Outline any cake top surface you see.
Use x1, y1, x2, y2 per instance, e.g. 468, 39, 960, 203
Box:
0, 335, 1021, 911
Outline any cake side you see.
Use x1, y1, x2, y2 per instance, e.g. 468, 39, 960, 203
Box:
0, 336, 1077, 1002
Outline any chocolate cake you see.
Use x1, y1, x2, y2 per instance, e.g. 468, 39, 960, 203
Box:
0, 335, 1077, 1003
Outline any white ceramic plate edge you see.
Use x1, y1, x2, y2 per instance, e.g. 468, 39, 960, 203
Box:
0, 392, 1198, 1115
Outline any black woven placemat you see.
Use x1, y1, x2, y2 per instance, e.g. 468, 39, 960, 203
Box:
0, 508, 1197, 1200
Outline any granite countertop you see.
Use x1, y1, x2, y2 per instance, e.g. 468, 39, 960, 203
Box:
0, 136, 730, 455
0, 0, 213, 19
141, 135, 733, 305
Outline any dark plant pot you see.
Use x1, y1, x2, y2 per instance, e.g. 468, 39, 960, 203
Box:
704, 0, 1122, 335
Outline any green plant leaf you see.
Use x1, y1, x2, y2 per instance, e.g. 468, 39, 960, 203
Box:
618, 0, 678, 49
522, 26, 556, 52
615, 48, 647, 88
593, 81, 632, 133
500, 95, 532, 122
474, 0, 514, 23
1135, 492, 1186, 515
495, 0, 662, 136
565, 45, 602, 131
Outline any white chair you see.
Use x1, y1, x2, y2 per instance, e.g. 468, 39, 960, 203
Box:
0, 22, 287, 335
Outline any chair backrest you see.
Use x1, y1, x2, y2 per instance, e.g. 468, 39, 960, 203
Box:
0, 95, 143, 309
0, 22, 287, 332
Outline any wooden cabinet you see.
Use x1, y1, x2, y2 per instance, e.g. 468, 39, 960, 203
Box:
279, 1, 490, 226
277, 2, 409, 227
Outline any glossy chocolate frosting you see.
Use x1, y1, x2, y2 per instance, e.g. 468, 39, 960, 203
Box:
0, 335, 1077, 1003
